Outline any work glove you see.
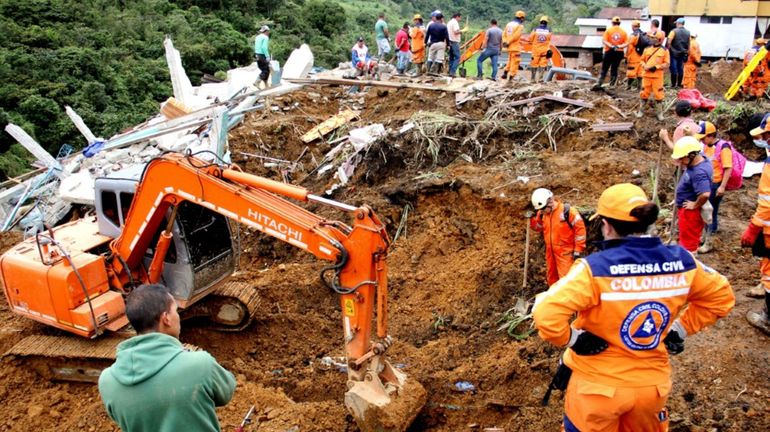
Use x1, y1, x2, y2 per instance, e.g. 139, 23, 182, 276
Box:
663, 320, 686, 355
567, 328, 608, 356
695, 61, 702, 68
741, 223, 762, 247
648, 65, 657, 72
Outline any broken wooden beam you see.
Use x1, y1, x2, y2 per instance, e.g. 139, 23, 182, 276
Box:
301, 109, 360, 143
285, 77, 465, 93
541, 94, 594, 108
591, 122, 634, 132
504, 94, 593, 109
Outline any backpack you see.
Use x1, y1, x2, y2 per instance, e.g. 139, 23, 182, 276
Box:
713, 140, 746, 190
635, 31, 651, 55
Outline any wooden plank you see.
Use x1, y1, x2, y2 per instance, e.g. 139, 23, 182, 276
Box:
591, 122, 634, 132
301, 109, 360, 143
285, 77, 465, 93
541, 94, 594, 108
608, 104, 628, 119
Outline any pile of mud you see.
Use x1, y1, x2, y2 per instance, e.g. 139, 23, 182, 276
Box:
0, 82, 769, 432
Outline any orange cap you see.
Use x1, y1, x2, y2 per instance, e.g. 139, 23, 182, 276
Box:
694, 121, 716, 139
751, 113, 770, 136
631, 20, 640, 27
590, 184, 650, 222
516, 10, 526, 19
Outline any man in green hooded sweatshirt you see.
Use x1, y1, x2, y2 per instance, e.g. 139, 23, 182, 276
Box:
99, 284, 236, 432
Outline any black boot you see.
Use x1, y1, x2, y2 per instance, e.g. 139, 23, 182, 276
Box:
635, 77, 642, 90
669, 74, 677, 88
593, 73, 606, 90
609, 75, 617, 86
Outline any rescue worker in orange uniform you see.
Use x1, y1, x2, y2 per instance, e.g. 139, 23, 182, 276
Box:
637, 30, 669, 121
501, 10, 526, 81
594, 16, 628, 89
741, 113, 770, 335
529, 188, 586, 286
529, 16, 552, 83
625, 20, 645, 90
534, 183, 734, 432
409, 15, 426, 75
682, 34, 701, 89
742, 38, 769, 100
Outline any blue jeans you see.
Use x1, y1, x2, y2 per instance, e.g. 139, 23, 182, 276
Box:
448, 41, 461, 75
708, 182, 723, 233
396, 51, 410, 72
670, 56, 685, 77
477, 48, 499, 80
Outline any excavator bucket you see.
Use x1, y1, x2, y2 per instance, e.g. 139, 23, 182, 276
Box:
344, 355, 427, 432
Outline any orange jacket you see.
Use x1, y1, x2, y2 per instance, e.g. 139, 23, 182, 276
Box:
626, 32, 642, 64
640, 44, 670, 79
702, 141, 732, 184
530, 26, 552, 55
530, 200, 586, 254
603, 26, 628, 52
410, 26, 426, 53
503, 20, 523, 52
687, 39, 701, 64
533, 237, 734, 387
751, 161, 770, 234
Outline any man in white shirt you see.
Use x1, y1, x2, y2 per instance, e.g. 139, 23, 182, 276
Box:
447, 12, 466, 77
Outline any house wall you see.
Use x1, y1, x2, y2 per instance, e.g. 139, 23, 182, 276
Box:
651, 15, 757, 59
649, 0, 763, 17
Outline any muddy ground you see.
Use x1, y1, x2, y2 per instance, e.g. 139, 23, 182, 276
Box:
1, 66, 770, 432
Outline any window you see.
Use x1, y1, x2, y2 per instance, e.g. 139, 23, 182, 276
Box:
100, 192, 120, 228
596, 27, 607, 33
699, 16, 731, 24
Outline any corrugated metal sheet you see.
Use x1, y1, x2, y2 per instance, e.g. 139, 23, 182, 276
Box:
552, 34, 586, 48
597, 7, 643, 20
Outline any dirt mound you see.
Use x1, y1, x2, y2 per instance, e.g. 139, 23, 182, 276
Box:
0, 78, 769, 432
699, 60, 743, 97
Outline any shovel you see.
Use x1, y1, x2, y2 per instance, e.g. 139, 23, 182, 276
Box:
522, 211, 533, 288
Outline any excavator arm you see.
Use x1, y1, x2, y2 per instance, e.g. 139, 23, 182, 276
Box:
107, 152, 425, 431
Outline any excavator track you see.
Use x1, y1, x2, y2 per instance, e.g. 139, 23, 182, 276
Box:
182, 280, 261, 331
5, 334, 201, 383
5, 334, 128, 383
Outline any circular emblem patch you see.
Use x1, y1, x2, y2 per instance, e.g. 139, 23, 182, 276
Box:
620, 301, 670, 350
538, 35, 547, 42
611, 33, 621, 42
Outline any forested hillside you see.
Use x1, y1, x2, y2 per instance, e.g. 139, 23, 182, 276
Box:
0, 0, 616, 178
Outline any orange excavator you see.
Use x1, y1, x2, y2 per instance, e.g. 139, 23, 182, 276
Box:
0, 152, 426, 431
459, 31, 565, 76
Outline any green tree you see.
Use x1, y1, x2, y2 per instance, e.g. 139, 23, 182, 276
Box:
617, 0, 632, 7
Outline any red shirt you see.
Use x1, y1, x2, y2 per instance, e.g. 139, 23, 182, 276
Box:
395, 29, 410, 52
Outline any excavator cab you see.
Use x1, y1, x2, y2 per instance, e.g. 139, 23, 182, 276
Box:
94, 172, 236, 308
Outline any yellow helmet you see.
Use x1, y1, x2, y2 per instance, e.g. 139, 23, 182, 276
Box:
540, 16, 549, 23
516, 10, 526, 19
612, 16, 621, 24
671, 136, 702, 159
413, 14, 422, 21
631, 20, 641, 27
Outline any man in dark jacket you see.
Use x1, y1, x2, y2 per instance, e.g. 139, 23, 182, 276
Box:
99, 284, 236, 432
666, 18, 690, 89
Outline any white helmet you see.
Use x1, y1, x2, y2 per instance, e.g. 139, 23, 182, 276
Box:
531, 188, 553, 210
